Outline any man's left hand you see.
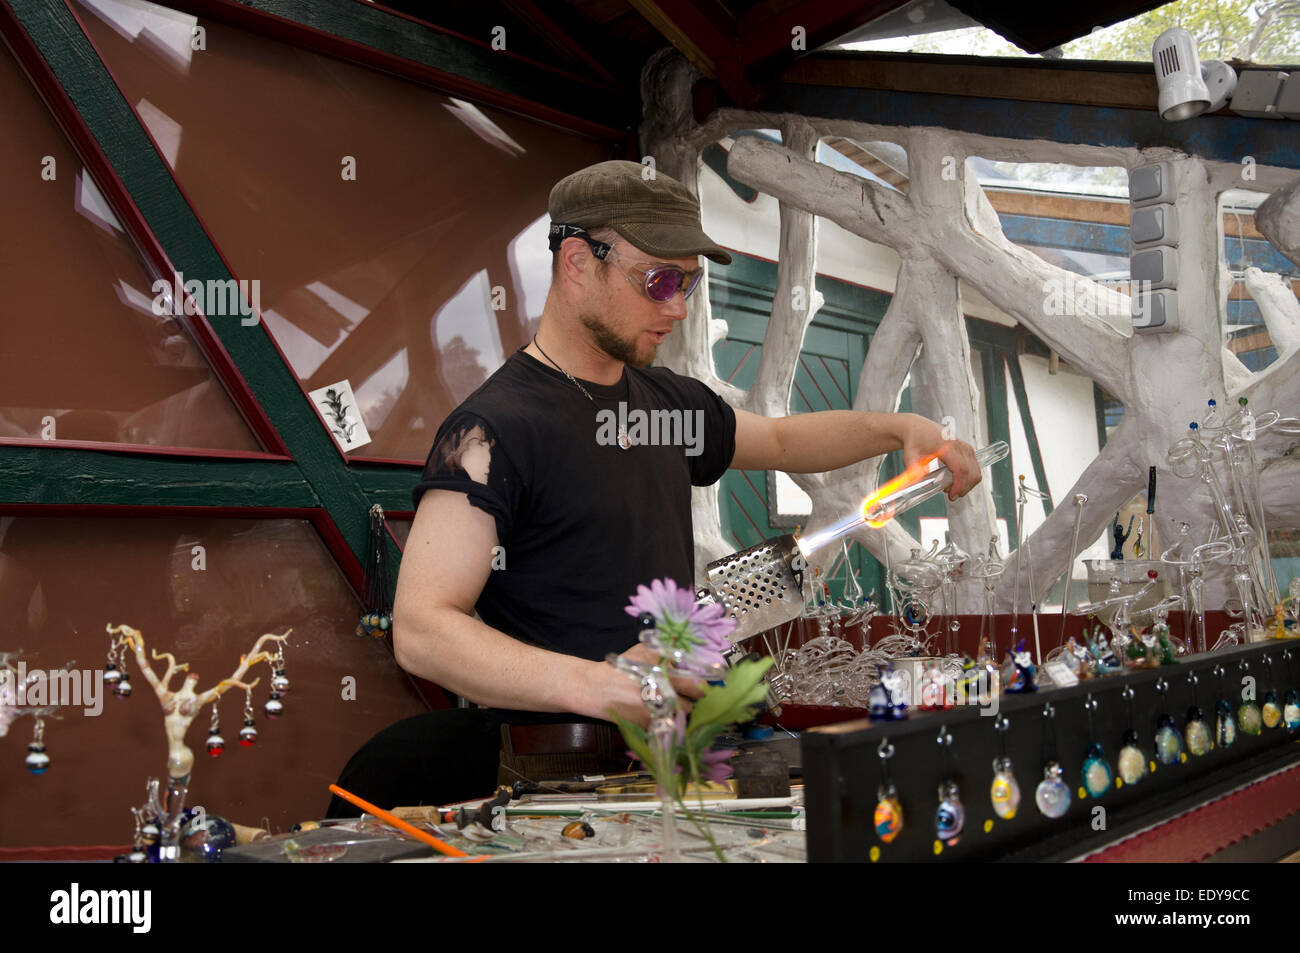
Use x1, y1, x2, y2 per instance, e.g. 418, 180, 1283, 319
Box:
899, 415, 981, 501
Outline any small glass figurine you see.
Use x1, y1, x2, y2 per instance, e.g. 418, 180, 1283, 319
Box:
1002, 642, 1037, 694
868, 663, 909, 721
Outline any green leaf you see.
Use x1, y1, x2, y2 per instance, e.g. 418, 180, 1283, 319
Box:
688, 657, 774, 731
611, 713, 655, 773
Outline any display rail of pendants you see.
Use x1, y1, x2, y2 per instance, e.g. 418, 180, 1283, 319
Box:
802, 638, 1300, 863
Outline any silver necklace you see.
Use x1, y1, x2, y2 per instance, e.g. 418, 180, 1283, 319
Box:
531, 335, 630, 450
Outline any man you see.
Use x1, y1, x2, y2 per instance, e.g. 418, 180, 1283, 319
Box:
327, 161, 979, 813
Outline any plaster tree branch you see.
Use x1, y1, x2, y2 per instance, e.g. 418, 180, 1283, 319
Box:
727, 135, 1135, 402
1256, 174, 1300, 268
992, 423, 1146, 618
639, 51, 1297, 610
640, 50, 742, 570
1242, 267, 1300, 362
743, 117, 823, 418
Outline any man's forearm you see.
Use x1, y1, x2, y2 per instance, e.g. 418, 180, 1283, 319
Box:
773, 410, 920, 473
396, 608, 583, 712
393, 607, 644, 722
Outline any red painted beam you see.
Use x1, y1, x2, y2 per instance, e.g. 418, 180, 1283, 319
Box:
738, 0, 903, 71
499, 0, 625, 89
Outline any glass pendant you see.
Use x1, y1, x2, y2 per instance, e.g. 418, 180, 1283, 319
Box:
1284, 689, 1300, 730
1081, 742, 1112, 798
1215, 699, 1237, 747
935, 781, 964, 844
1117, 730, 1149, 785
1155, 714, 1184, 765
1261, 690, 1282, 729
990, 756, 1020, 819
875, 784, 903, 843
1035, 762, 1071, 819
1237, 700, 1263, 736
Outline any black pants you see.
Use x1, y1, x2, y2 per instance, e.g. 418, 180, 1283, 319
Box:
324, 708, 604, 818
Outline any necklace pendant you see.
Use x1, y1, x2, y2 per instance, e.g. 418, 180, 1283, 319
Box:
617, 428, 631, 450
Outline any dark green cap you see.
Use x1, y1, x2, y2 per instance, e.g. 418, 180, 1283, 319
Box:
548, 160, 732, 265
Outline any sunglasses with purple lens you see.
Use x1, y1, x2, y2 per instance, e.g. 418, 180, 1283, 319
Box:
548, 223, 704, 302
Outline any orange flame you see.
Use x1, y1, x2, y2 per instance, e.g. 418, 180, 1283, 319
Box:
859, 453, 941, 528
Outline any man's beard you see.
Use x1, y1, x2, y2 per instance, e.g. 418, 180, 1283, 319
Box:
580, 310, 653, 367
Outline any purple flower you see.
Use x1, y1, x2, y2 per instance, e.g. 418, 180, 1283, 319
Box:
625, 578, 735, 677
700, 747, 735, 784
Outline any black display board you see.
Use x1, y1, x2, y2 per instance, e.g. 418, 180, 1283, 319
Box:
803, 639, 1300, 862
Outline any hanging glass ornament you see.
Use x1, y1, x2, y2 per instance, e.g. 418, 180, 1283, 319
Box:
1116, 686, 1148, 785
1259, 655, 1282, 728
874, 739, 903, 844
206, 703, 224, 758
264, 692, 284, 719
1284, 652, 1300, 730
933, 728, 963, 844
1262, 691, 1282, 728
1154, 678, 1183, 765
990, 715, 1020, 820
1215, 699, 1237, 746
1117, 730, 1148, 785
1036, 762, 1071, 818
357, 504, 395, 638
1282, 689, 1300, 730
239, 687, 257, 746
103, 635, 122, 689
114, 669, 132, 699
1082, 743, 1112, 797
1184, 672, 1211, 757
1236, 659, 1263, 736
1080, 695, 1112, 798
936, 781, 965, 843
1211, 665, 1236, 748
25, 718, 50, 774
1035, 704, 1070, 818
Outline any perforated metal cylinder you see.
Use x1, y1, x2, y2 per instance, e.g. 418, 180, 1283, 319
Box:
696, 534, 806, 644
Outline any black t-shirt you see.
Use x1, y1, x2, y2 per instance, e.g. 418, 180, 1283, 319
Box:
412, 348, 736, 663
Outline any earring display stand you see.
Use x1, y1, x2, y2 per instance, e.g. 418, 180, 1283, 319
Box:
803, 638, 1300, 862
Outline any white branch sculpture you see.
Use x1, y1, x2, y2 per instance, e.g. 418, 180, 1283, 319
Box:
108, 623, 289, 781
640, 52, 1300, 625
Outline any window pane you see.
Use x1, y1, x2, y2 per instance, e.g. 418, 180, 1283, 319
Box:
74, 0, 610, 461
0, 43, 259, 452
0, 516, 427, 846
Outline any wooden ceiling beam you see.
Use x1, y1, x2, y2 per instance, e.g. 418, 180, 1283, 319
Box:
737, 0, 900, 71
625, 0, 759, 104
